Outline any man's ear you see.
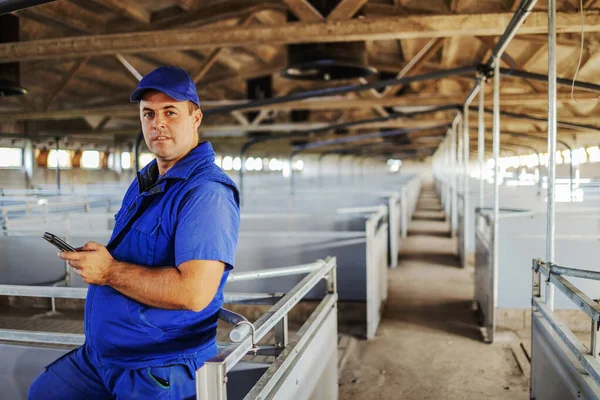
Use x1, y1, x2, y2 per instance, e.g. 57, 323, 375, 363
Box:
194, 109, 203, 131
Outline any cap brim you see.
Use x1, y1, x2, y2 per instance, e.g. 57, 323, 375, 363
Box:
129, 86, 190, 103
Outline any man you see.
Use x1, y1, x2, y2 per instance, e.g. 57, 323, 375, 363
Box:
29, 66, 240, 399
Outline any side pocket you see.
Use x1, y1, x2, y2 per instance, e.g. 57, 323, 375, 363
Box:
127, 299, 165, 341
147, 367, 170, 389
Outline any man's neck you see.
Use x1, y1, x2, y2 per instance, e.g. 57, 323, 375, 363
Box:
155, 142, 200, 175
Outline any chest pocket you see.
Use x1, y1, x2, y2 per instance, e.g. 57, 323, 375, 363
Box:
131, 214, 162, 266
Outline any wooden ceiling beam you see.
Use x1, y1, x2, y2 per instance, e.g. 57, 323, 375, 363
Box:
4, 11, 600, 62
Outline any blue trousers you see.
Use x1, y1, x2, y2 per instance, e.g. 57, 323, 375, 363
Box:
28, 345, 197, 399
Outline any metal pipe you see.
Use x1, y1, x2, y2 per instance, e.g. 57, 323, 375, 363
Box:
500, 68, 600, 93
492, 59, 501, 336
478, 81, 486, 208
470, 107, 600, 133
55, 137, 61, 192
547, 0, 557, 310
228, 262, 324, 282
550, 265, 600, 281
0, 0, 56, 15
485, 0, 537, 68
203, 67, 478, 116
292, 124, 449, 152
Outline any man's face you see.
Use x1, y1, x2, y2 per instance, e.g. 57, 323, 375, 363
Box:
139, 91, 202, 166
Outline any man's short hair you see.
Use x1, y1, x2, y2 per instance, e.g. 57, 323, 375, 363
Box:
188, 101, 200, 116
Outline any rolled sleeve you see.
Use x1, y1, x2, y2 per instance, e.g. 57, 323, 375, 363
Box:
174, 185, 240, 270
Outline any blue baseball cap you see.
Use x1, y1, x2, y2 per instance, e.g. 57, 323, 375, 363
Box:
130, 66, 200, 108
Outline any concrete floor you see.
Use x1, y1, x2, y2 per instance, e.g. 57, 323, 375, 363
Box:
339, 186, 529, 400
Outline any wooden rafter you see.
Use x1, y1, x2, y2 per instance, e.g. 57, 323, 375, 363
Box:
327, 0, 369, 21
89, 0, 150, 24
4, 11, 600, 62
283, 0, 324, 22
382, 38, 446, 98
175, 0, 202, 11
43, 57, 89, 111
191, 13, 256, 84
22, 1, 107, 34
153, 1, 285, 29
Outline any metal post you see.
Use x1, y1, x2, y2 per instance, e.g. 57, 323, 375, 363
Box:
478, 80, 485, 209
569, 148, 574, 200
274, 314, 289, 348
592, 319, 600, 359
55, 137, 61, 192
318, 153, 324, 186
463, 104, 470, 268
457, 117, 463, 206
492, 59, 501, 334
530, 258, 541, 390
238, 151, 245, 206
537, 152, 543, 196
546, 0, 557, 311
289, 153, 296, 195
134, 130, 143, 173
337, 154, 343, 185
451, 122, 458, 235
446, 132, 452, 218
196, 362, 227, 400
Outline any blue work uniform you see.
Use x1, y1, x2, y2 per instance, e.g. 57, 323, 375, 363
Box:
29, 142, 240, 399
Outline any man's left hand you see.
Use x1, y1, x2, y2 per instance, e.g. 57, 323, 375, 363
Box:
58, 241, 115, 285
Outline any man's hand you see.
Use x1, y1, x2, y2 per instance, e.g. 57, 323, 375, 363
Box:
58, 241, 115, 285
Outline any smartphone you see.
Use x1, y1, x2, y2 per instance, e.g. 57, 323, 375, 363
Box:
43, 232, 77, 252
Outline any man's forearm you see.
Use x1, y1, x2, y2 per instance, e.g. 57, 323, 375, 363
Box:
107, 262, 192, 310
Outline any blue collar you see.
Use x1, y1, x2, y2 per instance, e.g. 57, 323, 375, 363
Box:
137, 141, 215, 193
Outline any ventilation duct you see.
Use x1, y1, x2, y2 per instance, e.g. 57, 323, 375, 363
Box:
281, 0, 375, 81
0, 14, 26, 97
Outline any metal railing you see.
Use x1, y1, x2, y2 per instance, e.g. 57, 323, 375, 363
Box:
0, 260, 333, 347
196, 257, 337, 399
1, 197, 121, 230
531, 259, 600, 392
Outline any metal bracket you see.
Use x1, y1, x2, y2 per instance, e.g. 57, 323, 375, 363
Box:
476, 63, 494, 81
234, 320, 259, 355
533, 258, 542, 273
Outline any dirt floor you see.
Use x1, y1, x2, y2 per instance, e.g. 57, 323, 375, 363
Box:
339, 186, 529, 400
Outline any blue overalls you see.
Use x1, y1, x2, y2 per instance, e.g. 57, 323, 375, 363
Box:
29, 142, 240, 399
